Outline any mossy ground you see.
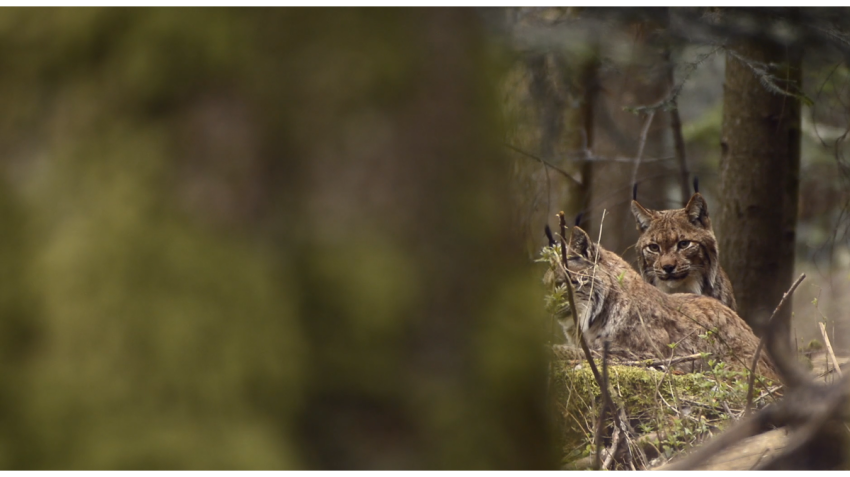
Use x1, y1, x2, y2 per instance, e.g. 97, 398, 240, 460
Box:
550, 357, 778, 469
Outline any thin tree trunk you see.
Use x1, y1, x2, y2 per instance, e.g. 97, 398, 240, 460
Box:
664, 47, 691, 206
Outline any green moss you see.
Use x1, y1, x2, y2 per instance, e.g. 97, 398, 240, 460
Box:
551, 359, 776, 468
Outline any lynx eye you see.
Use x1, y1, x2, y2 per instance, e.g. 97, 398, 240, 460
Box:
647, 244, 660, 253
678, 240, 691, 249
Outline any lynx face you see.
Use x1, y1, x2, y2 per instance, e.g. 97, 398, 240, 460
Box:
555, 227, 627, 340
631, 193, 737, 311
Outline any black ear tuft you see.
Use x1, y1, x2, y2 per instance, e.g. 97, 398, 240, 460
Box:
544, 225, 556, 247
685, 193, 711, 229
570, 226, 595, 259
693, 176, 699, 194
632, 183, 638, 201
574, 212, 584, 227
631, 200, 654, 233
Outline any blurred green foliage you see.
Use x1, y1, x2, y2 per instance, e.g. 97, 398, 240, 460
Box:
0, 8, 551, 469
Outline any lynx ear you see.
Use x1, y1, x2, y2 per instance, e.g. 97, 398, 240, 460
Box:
685, 193, 711, 229
570, 226, 596, 259
631, 200, 655, 233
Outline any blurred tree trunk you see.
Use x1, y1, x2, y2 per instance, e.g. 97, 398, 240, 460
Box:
717, 39, 801, 337
254, 8, 555, 469
0, 8, 555, 469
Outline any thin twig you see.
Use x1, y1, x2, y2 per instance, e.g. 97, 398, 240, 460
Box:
584, 209, 606, 333
593, 341, 611, 470
745, 273, 806, 416
558, 212, 569, 267
819, 322, 843, 378
557, 211, 624, 448
616, 353, 708, 368
505, 143, 582, 185
630, 111, 656, 188
602, 426, 622, 470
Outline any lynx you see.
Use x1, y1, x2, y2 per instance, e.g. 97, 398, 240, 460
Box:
546, 226, 774, 378
631, 193, 737, 311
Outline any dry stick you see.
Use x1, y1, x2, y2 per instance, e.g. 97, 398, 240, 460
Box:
562, 351, 708, 369
818, 322, 843, 378
745, 273, 807, 416
602, 425, 621, 470
630, 111, 656, 188
619, 353, 708, 368
558, 212, 569, 270
557, 212, 623, 468
505, 143, 582, 186
593, 341, 611, 470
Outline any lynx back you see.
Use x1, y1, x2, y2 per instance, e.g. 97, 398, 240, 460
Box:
552, 226, 772, 378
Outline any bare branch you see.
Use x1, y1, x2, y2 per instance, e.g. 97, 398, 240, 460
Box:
505, 143, 582, 185
745, 273, 806, 415
661, 408, 775, 470
630, 112, 656, 188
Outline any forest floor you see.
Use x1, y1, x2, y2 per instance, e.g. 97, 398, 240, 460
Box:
661, 351, 848, 470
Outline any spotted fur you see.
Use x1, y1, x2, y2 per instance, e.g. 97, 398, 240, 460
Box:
550, 226, 773, 378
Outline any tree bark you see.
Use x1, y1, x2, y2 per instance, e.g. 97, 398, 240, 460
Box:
717, 38, 801, 337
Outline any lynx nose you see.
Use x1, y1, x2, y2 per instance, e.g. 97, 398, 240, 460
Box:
662, 264, 676, 274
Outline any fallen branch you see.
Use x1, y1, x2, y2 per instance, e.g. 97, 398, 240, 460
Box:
618, 353, 708, 368
560, 354, 704, 369
663, 277, 850, 470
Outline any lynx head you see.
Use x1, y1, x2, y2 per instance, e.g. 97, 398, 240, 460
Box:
557, 226, 617, 335
630, 193, 719, 296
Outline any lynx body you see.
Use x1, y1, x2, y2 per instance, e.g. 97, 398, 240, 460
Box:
550, 226, 773, 378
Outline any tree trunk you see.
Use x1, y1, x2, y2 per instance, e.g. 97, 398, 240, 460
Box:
268, 8, 555, 469
717, 39, 801, 337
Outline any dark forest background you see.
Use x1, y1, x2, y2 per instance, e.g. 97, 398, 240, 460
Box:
0, 7, 846, 469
